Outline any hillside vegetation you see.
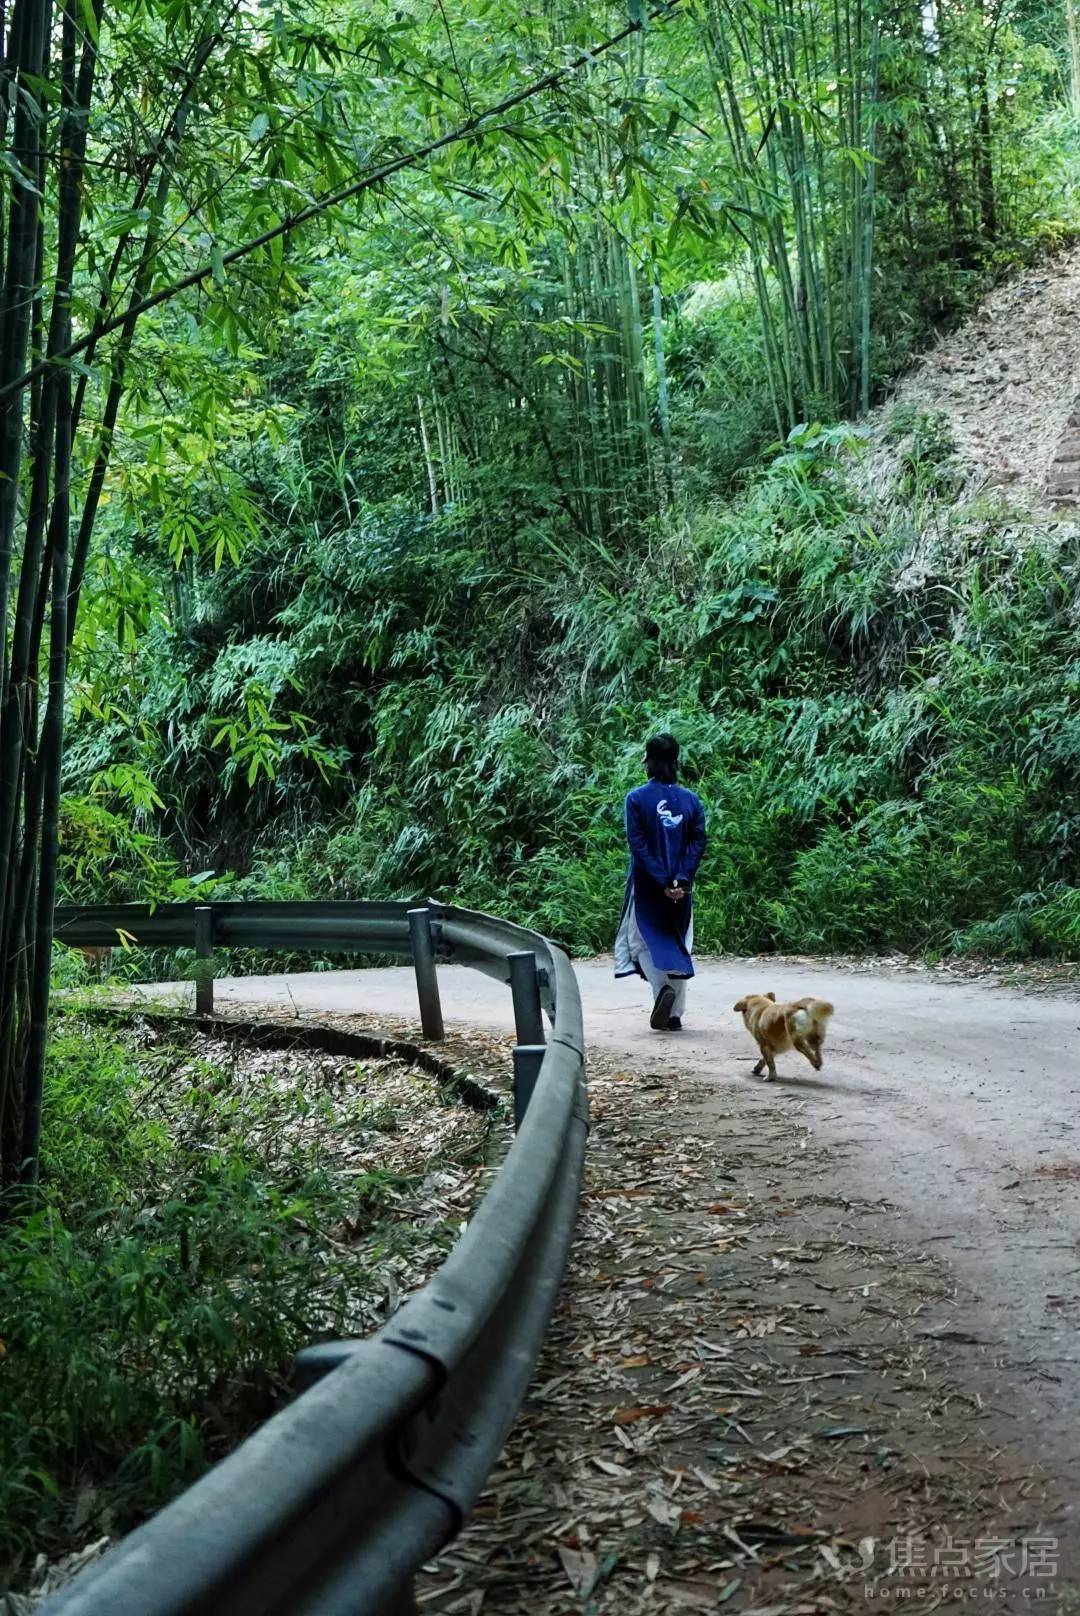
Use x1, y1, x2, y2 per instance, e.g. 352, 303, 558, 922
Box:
79, 392, 1080, 963
22, 0, 1080, 976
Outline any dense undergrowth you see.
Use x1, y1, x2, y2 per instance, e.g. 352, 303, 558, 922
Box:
0, 1016, 492, 1579
67, 399, 1080, 966
275, 412, 1080, 960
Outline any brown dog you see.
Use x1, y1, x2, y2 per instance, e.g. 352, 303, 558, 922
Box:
733, 992, 834, 1081
77, 946, 113, 980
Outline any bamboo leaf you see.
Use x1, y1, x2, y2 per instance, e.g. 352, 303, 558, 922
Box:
78, 0, 99, 46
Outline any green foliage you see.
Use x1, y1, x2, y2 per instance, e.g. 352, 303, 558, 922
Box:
0, 1018, 486, 1571
955, 883, 1080, 957
663, 282, 776, 494
767, 773, 1032, 954
44, 0, 1080, 969
64, 384, 1080, 964
889, 408, 966, 502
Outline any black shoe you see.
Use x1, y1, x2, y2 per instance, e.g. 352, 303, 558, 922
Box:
650, 984, 676, 1030
667, 1016, 683, 1031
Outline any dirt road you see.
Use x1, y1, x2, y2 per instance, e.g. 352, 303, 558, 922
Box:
141, 952, 1080, 1380
137, 956, 1080, 1607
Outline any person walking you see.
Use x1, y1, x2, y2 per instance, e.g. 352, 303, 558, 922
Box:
614, 733, 707, 1031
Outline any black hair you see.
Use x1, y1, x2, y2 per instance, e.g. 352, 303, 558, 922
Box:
645, 732, 679, 785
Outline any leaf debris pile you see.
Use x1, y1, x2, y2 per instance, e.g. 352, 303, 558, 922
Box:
125, 1017, 505, 1339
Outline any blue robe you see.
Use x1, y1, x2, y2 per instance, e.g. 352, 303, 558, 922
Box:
614, 780, 707, 979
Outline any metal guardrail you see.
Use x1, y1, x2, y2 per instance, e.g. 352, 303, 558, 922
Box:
43, 899, 588, 1616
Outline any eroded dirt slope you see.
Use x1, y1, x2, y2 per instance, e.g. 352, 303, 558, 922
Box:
875, 244, 1080, 506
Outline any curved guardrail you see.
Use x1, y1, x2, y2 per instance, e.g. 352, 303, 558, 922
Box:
42, 900, 588, 1616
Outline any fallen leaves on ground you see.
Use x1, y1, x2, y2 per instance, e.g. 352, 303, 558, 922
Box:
413, 1045, 1071, 1614
4, 1012, 511, 1611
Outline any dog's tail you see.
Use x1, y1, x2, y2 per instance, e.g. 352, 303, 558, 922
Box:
791, 999, 834, 1033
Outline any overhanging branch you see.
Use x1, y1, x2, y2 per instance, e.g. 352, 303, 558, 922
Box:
0, 0, 685, 404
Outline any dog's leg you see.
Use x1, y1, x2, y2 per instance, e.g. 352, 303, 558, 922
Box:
752, 1056, 766, 1078
794, 1034, 823, 1072
760, 1049, 776, 1082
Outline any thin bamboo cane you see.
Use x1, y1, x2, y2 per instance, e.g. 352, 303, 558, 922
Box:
859, 13, 880, 416
416, 393, 440, 515
1068, 0, 1080, 117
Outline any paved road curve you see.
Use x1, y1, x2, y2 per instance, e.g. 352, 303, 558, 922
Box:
138, 955, 1080, 1484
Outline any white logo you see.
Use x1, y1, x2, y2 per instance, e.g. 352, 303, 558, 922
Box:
657, 799, 683, 829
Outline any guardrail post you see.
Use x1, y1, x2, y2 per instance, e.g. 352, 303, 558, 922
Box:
537, 965, 555, 1027
512, 1044, 545, 1131
508, 950, 545, 1047
408, 906, 444, 1041
194, 906, 214, 1016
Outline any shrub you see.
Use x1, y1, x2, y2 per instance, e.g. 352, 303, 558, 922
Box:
0, 1019, 487, 1575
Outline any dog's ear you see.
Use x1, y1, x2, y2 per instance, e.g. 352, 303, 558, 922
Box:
733, 999, 746, 1013
766, 991, 776, 1002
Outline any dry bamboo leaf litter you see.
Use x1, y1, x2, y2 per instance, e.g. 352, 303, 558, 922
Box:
4, 1012, 511, 1612
405, 1042, 1076, 1615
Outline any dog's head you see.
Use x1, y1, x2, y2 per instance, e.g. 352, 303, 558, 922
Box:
733, 991, 776, 1013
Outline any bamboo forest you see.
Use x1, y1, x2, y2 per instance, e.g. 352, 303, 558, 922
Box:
2, 0, 1080, 1605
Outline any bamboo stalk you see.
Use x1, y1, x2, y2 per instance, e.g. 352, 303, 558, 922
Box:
21, 363, 70, 1183
0, 0, 58, 1186
859, 13, 880, 416
417, 393, 440, 515
1069, 0, 1080, 117
651, 274, 675, 502
624, 245, 654, 496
